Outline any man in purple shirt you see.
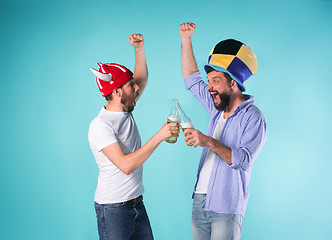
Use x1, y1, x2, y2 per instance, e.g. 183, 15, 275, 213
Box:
179, 22, 267, 240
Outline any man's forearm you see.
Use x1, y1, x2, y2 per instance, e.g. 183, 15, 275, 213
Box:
184, 128, 232, 165
206, 137, 232, 165
103, 123, 179, 175
121, 133, 162, 175
134, 47, 148, 90
181, 37, 198, 79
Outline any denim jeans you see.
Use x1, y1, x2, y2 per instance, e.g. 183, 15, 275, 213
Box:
192, 194, 243, 240
94, 197, 153, 240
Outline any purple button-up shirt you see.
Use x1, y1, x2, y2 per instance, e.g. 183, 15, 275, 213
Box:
184, 71, 266, 216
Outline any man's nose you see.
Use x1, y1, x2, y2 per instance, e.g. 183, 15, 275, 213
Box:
134, 83, 140, 91
207, 82, 212, 91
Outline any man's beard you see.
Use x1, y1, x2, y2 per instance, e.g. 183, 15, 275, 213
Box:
213, 92, 230, 111
121, 92, 135, 113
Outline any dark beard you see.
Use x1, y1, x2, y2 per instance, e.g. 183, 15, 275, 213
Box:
213, 92, 230, 111
121, 93, 134, 113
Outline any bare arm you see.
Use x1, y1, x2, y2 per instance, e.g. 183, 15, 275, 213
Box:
179, 22, 198, 79
184, 128, 232, 165
128, 34, 148, 100
103, 123, 179, 175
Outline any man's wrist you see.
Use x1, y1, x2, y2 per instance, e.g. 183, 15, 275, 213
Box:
135, 47, 145, 56
152, 132, 163, 145
135, 46, 144, 51
181, 36, 192, 42
205, 136, 213, 149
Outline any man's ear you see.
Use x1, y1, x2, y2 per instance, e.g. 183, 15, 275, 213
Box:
230, 79, 238, 90
113, 88, 122, 98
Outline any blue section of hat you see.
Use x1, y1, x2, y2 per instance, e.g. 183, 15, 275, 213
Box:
227, 57, 252, 85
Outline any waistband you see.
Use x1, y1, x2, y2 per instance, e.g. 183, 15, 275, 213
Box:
128, 195, 143, 203
94, 195, 143, 206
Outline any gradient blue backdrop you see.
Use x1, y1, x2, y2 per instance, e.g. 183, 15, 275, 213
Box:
1, 0, 332, 239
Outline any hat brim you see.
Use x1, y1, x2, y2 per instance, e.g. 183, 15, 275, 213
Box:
204, 64, 246, 92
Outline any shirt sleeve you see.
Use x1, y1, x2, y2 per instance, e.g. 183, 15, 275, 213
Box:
230, 110, 267, 171
184, 71, 215, 114
89, 120, 118, 152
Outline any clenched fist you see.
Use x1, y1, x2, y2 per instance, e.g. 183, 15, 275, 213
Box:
128, 33, 144, 48
179, 22, 196, 38
157, 123, 180, 142
183, 128, 209, 148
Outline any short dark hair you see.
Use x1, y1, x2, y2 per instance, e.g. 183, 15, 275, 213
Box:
105, 93, 113, 101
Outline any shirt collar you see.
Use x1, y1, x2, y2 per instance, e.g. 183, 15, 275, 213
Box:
99, 106, 129, 117
234, 94, 255, 114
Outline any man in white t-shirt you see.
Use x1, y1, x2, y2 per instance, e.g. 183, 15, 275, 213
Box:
88, 34, 179, 240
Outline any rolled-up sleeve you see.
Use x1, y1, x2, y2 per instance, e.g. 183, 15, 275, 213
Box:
230, 112, 266, 171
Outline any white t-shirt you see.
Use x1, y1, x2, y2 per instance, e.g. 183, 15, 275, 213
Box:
195, 112, 226, 194
88, 107, 144, 204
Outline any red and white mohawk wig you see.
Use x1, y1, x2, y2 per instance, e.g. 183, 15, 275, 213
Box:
90, 62, 133, 97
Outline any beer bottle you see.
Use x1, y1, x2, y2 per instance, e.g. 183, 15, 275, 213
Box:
177, 103, 195, 146
177, 103, 194, 134
166, 98, 179, 143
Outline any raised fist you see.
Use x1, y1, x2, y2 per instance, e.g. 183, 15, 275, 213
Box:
179, 22, 196, 38
128, 33, 144, 48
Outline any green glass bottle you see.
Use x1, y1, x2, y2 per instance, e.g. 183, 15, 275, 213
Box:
166, 98, 179, 143
178, 102, 195, 146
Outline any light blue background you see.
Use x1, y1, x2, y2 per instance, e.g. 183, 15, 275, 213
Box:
1, 0, 332, 239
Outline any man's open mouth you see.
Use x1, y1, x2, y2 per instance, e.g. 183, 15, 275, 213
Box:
210, 91, 219, 101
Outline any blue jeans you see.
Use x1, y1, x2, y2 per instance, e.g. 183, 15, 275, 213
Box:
192, 194, 243, 240
94, 197, 153, 240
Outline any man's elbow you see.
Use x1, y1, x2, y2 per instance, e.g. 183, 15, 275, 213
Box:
121, 166, 134, 175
